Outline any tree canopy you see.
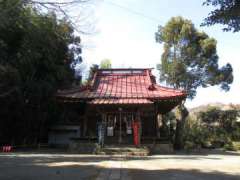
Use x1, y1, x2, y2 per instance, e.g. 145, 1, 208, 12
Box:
202, 0, 240, 32
0, 0, 82, 144
100, 59, 112, 69
155, 16, 234, 149
198, 107, 239, 130
155, 16, 233, 99
87, 64, 99, 83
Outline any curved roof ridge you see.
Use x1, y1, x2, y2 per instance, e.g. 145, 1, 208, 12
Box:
57, 85, 90, 95
56, 68, 187, 102
154, 84, 185, 93
97, 68, 154, 71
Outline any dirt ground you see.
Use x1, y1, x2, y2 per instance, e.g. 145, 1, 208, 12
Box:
0, 151, 239, 180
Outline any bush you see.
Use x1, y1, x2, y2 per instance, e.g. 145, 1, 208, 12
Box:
232, 127, 240, 140
223, 141, 240, 151
224, 142, 236, 151
232, 141, 239, 151
183, 117, 209, 149
184, 141, 196, 150
201, 140, 213, 148
183, 110, 240, 150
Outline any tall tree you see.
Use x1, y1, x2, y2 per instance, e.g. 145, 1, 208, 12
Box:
0, 0, 82, 144
202, 0, 240, 32
155, 16, 233, 149
100, 59, 112, 69
87, 64, 99, 83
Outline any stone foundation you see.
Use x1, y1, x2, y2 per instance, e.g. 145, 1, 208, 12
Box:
69, 138, 173, 155
69, 140, 98, 153
148, 143, 174, 154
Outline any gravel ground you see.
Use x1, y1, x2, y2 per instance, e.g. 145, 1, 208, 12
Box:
0, 151, 239, 180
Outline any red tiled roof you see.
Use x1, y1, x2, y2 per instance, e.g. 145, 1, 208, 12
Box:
57, 69, 186, 104
88, 98, 153, 105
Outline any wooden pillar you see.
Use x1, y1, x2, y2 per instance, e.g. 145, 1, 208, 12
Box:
137, 110, 142, 145
81, 104, 90, 137
83, 114, 88, 137
118, 108, 122, 144
154, 103, 159, 139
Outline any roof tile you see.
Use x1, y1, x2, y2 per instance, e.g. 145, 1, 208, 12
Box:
57, 69, 186, 104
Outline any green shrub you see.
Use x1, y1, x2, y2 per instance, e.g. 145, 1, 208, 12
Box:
232, 128, 240, 140
202, 140, 212, 148
224, 142, 236, 151
224, 141, 240, 151
232, 141, 240, 151
184, 141, 196, 151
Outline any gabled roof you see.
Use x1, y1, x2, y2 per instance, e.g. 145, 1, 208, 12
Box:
57, 68, 186, 105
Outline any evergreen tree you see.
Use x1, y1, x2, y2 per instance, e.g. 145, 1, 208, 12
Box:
202, 0, 240, 32
155, 16, 233, 149
0, 0, 82, 144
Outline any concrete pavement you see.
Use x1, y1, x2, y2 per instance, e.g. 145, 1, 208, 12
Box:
0, 152, 239, 180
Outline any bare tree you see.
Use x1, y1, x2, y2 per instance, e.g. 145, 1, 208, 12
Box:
25, 0, 98, 34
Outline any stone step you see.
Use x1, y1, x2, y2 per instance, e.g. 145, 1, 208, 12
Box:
97, 145, 150, 156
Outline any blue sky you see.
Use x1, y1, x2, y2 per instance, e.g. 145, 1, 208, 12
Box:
80, 0, 240, 108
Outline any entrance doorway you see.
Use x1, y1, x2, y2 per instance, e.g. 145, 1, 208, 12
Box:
104, 112, 137, 144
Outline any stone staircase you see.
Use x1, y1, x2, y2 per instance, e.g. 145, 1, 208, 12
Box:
97, 145, 150, 156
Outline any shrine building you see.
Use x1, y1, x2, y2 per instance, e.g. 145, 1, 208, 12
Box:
51, 68, 186, 146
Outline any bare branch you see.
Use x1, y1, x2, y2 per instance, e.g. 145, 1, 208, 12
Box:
29, 0, 90, 5
26, 0, 97, 35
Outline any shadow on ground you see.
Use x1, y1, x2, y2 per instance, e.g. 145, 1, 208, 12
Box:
128, 168, 240, 180
0, 151, 239, 180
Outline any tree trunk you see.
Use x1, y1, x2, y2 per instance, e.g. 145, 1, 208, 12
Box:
174, 119, 184, 150
174, 104, 189, 150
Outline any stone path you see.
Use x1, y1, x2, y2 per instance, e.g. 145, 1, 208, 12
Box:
96, 156, 131, 180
